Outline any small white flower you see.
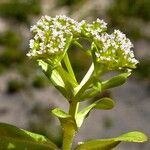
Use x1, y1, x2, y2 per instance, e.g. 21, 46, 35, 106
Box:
30, 25, 38, 32
29, 39, 34, 49
45, 15, 51, 21
96, 18, 107, 28
40, 43, 45, 50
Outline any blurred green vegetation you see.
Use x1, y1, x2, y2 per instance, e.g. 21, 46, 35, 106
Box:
0, 48, 24, 68
32, 75, 49, 89
102, 116, 113, 130
107, 0, 150, 40
57, 0, 84, 6
135, 59, 150, 80
0, 30, 21, 47
68, 43, 92, 82
108, 0, 150, 22
0, 0, 41, 24
0, 30, 25, 72
6, 79, 25, 94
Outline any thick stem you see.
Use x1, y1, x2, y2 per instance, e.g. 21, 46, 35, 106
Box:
62, 122, 76, 150
62, 100, 79, 150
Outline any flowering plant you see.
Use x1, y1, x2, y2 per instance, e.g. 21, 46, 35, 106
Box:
0, 15, 148, 150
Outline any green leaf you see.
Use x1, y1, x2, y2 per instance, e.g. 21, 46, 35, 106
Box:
52, 108, 71, 119
94, 98, 115, 110
75, 131, 148, 150
76, 98, 115, 128
76, 104, 95, 128
38, 60, 78, 99
52, 108, 77, 130
38, 60, 65, 88
79, 82, 101, 101
38, 60, 71, 98
101, 73, 130, 90
0, 123, 58, 150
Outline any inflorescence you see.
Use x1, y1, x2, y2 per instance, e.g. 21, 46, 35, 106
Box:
27, 15, 138, 71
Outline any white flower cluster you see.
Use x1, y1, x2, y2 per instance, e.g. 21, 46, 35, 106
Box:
27, 15, 138, 71
82, 18, 107, 37
27, 15, 84, 58
93, 29, 138, 70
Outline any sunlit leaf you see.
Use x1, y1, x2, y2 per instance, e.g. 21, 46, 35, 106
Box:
0, 123, 58, 150
75, 131, 148, 150
94, 98, 115, 110
101, 73, 130, 90
76, 98, 115, 128
52, 108, 71, 119
38, 60, 65, 88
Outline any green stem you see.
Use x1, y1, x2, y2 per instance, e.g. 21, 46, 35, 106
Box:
69, 100, 79, 117
74, 63, 94, 98
73, 41, 85, 50
62, 100, 79, 150
62, 122, 76, 150
64, 53, 77, 83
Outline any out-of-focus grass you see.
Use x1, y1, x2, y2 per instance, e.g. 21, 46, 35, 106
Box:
108, 0, 150, 22
134, 59, 150, 81
0, 30, 21, 48
0, 0, 41, 24
107, 0, 150, 40
57, 0, 84, 6
0, 48, 25, 68
32, 75, 49, 89
7, 79, 25, 94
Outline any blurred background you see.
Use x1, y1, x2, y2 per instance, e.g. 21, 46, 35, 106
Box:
0, 0, 149, 149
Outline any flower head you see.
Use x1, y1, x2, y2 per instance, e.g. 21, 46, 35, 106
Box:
93, 29, 138, 71
27, 15, 138, 72
27, 15, 83, 59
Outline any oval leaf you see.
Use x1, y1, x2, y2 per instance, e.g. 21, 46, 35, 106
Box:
101, 73, 130, 90
94, 97, 115, 110
75, 131, 148, 150
52, 108, 71, 119
76, 98, 115, 128
76, 104, 95, 128
0, 123, 58, 150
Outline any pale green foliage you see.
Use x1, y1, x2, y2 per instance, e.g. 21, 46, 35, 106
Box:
75, 132, 148, 150
0, 123, 58, 150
